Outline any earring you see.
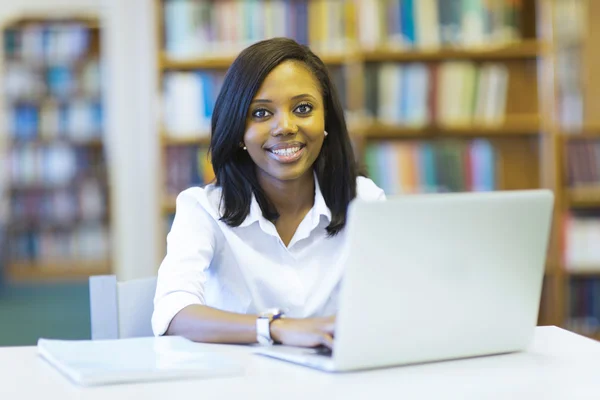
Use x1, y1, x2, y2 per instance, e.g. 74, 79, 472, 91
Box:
240, 142, 247, 150
243, 146, 247, 150
324, 130, 329, 137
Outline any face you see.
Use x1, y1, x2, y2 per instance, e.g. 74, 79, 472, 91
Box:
243, 60, 326, 184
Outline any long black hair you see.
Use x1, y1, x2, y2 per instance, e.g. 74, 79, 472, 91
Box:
210, 37, 358, 236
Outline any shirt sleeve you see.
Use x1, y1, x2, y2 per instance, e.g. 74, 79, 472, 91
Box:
151, 189, 217, 336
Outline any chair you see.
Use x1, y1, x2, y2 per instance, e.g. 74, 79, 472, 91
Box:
89, 275, 157, 339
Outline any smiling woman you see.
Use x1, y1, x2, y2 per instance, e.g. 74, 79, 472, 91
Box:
152, 37, 386, 350
245, 61, 325, 183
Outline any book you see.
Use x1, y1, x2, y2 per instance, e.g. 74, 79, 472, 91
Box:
37, 336, 244, 386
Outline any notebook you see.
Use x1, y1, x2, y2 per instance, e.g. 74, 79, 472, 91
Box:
37, 336, 244, 386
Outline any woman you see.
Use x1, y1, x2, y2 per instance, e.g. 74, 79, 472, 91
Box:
152, 37, 385, 349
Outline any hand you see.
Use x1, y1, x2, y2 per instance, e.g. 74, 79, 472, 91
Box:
270, 316, 335, 349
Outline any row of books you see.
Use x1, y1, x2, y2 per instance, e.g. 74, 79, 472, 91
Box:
162, 70, 225, 137
566, 278, 600, 337
566, 141, 600, 187
165, 0, 316, 59
364, 139, 496, 195
4, 60, 101, 101
162, 60, 508, 138
365, 62, 508, 127
8, 223, 110, 263
6, 100, 103, 141
165, 146, 215, 196
162, 0, 524, 59
6, 99, 104, 142
9, 179, 107, 228
162, 67, 346, 137
9, 145, 106, 187
359, 0, 523, 50
4, 22, 94, 64
563, 213, 600, 272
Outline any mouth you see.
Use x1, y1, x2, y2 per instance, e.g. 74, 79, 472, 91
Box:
265, 142, 306, 164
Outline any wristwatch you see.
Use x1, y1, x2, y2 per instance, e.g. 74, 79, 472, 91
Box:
256, 308, 286, 345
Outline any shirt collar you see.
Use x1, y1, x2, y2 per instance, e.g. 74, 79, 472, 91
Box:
239, 171, 332, 229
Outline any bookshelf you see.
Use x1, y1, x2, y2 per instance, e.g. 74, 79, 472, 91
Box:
154, 0, 574, 330
0, 16, 112, 282
541, 0, 600, 340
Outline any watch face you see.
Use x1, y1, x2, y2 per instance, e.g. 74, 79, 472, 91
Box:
257, 315, 273, 345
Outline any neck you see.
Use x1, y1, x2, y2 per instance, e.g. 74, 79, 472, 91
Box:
257, 170, 315, 216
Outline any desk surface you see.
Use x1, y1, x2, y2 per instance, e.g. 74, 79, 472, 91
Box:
1, 326, 599, 400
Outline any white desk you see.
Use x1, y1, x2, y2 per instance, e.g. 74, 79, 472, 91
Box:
1, 326, 599, 400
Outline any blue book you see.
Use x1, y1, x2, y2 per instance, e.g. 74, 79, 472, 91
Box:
471, 139, 495, 191
438, 0, 462, 45
419, 142, 437, 192
58, 104, 69, 138
400, 66, 410, 123
296, 0, 309, 45
21, 104, 39, 140
400, 0, 415, 47
198, 72, 213, 119
93, 103, 103, 135
190, 146, 203, 187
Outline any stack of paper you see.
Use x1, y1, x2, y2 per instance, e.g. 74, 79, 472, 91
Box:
37, 336, 244, 386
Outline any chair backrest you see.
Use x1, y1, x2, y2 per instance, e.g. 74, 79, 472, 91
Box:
89, 275, 157, 339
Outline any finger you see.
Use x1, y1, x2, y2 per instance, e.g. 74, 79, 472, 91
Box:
319, 333, 334, 349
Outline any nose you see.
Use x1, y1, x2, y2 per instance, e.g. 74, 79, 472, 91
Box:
271, 112, 298, 136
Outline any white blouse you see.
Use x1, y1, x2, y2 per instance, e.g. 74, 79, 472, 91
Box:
152, 175, 386, 336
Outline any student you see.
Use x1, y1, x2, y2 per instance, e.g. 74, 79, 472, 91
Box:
152, 37, 385, 349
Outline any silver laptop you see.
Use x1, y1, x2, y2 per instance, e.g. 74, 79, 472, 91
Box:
255, 189, 554, 372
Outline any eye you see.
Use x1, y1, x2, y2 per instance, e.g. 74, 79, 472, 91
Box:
252, 108, 272, 119
295, 102, 313, 115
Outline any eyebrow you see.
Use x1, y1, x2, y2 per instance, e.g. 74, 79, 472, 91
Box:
251, 93, 318, 104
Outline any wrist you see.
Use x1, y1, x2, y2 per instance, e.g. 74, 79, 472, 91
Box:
270, 317, 287, 344
256, 308, 286, 345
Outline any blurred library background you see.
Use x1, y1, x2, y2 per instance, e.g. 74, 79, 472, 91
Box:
0, 0, 599, 346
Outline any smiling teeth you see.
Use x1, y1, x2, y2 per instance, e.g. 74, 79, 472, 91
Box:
273, 147, 300, 156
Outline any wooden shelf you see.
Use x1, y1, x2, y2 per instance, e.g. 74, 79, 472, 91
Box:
160, 53, 234, 70
160, 51, 350, 70
566, 187, 600, 207
160, 41, 542, 69
560, 123, 600, 137
8, 217, 109, 233
9, 137, 103, 147
550, 261, 600, 277
363, 40, 542, 62
360, 119, 541, 139
565, 269, 600, 277
6, 261, 111, 282
5, 15, 100, 29
161, 134, 211, 146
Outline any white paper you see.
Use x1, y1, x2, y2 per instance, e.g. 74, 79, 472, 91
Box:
37, 336, 244, 386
